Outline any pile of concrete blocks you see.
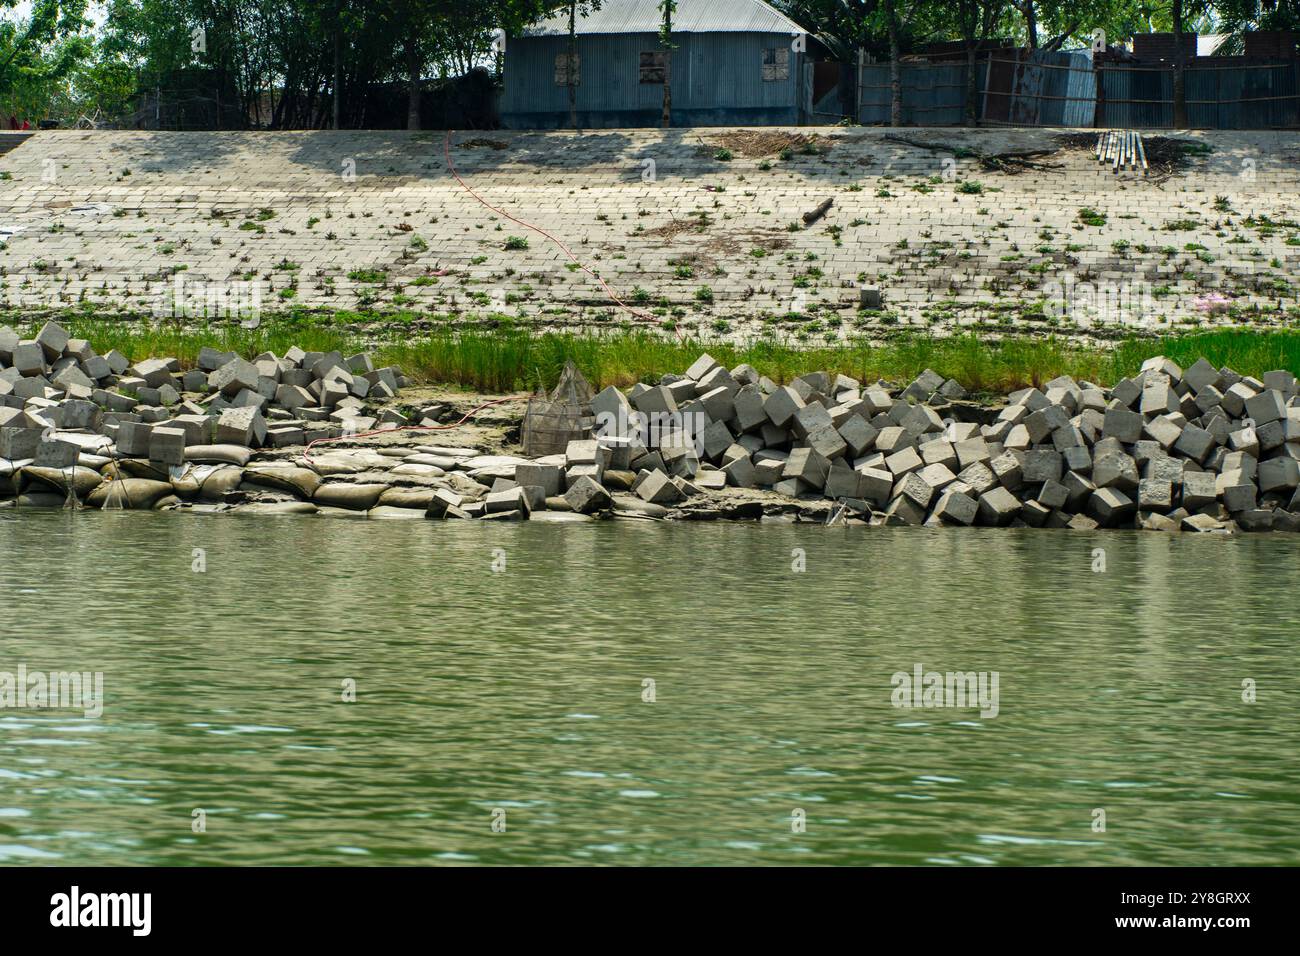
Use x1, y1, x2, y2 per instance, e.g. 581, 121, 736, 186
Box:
6, 324, 1300, 532
1, 320, 408, 505
469, 352, 1300, 533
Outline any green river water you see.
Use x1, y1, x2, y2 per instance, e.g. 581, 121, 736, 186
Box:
1, 510, 1297, 866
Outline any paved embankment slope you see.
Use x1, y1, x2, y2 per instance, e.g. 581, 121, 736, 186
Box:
1, 127, 1298, 339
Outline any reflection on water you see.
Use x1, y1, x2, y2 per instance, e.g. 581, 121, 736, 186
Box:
1, 510, 1298, 865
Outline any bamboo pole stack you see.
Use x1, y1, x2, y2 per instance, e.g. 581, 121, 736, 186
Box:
1095, 130, 1148, 175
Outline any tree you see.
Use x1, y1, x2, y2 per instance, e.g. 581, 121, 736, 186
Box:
0, 0, 92, 120
1213, 0, 1300, 55
883, 0, 902, 125
956, 0, 997, 126
563, 2, 601, 131
1172, 0, 1185, 127
658, 0, 674, 127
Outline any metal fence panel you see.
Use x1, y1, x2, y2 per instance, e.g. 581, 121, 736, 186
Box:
1186, 61, 1300, 129
859, 61, 969, 126
860, 57, 1299, 130
1098, 66, 1172, 128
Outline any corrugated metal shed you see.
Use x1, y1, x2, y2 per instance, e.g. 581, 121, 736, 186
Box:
522, 0, 805, 37
501, 30, 807, 128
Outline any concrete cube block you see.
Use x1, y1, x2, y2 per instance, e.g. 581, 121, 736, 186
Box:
1258, 456, 1300, 493
874, 426, 914, 454
1143, 416, 1183, 450
563, 475, 611, 514
823, 461, 861, 499
918, 462, 957, 490
805, 422, 847, 460
697, 386, 735, 424
35, 321, 69, 359
731, 385, 767, 433
148, 426, 187, 465
1021, 449, 1063, 483
1102, 407, 1143, 443
1228, 426, 1260, 458
892, 471, 934, 509
632, 385, 679, 418
514, 462, 561, 498
1173, 424, 1216, 463
1138, 478, 1173, 511
115, 420, 153, 456
208, 358, 260, 397
932, 489, 977, 525
636, 469, 684, 505
697, 365, 739, 397
722, 455, 755, 488
12, 342, 45, 376
1037, 479, 1069, 509
1092, 452, 1138, 492
884, 445, 923, 477
1063, 445, 1092, 474
856, 467, 893, 504
990, 450, 1024, 490
33, 437, 78, 468
792, 402, 833, 439
1245, 388, 1286, 426
956, 461, 997, 496
565, 463, 604, 489
977, 486, 1021, 526
884, 494, 927, 525
684, 353, 720, 382
900, 403, 944, 435
1183, 358, 1222, 394
216, 406, 267, 447
758, 385, 801, 428
565, 439, 604, 467
837, 415, 877, 458
1221, 480, 1258, 513
1086, 488, 1136, 527
783, 447, 829, 487
1221, 382, 1256, 417
1141, 378, 1178, 416
752, 458, 785, 485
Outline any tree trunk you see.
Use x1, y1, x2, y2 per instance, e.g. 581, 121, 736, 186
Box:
885, 0, 902, 126
661, 5, 672, 128
567, 2, 578, 130
406, 35, 421, 131
965, 44, 978, 126
1023, 2, 1037, 50
1172, 0, 1187, 128
332, 4, 341, 130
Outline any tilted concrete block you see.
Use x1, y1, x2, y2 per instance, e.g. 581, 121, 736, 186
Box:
783, 447, 830, 487
1086, 488, 1136, 527
932, 489, 977, 525
977, 486, 1021, 526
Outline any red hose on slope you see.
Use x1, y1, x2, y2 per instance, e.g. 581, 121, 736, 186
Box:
444, 129, 684, 337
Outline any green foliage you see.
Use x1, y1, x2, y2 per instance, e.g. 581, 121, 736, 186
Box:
0, 0, 94, 119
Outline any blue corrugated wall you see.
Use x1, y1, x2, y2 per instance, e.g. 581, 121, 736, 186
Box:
501, 31, 804, 128
1098, 65, 1300, 129
858, 62, 969, 126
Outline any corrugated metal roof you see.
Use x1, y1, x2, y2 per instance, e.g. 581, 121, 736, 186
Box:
522, 0, 805, 37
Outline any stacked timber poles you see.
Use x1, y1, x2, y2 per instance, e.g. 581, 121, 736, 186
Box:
1096, 130, 1148, 175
